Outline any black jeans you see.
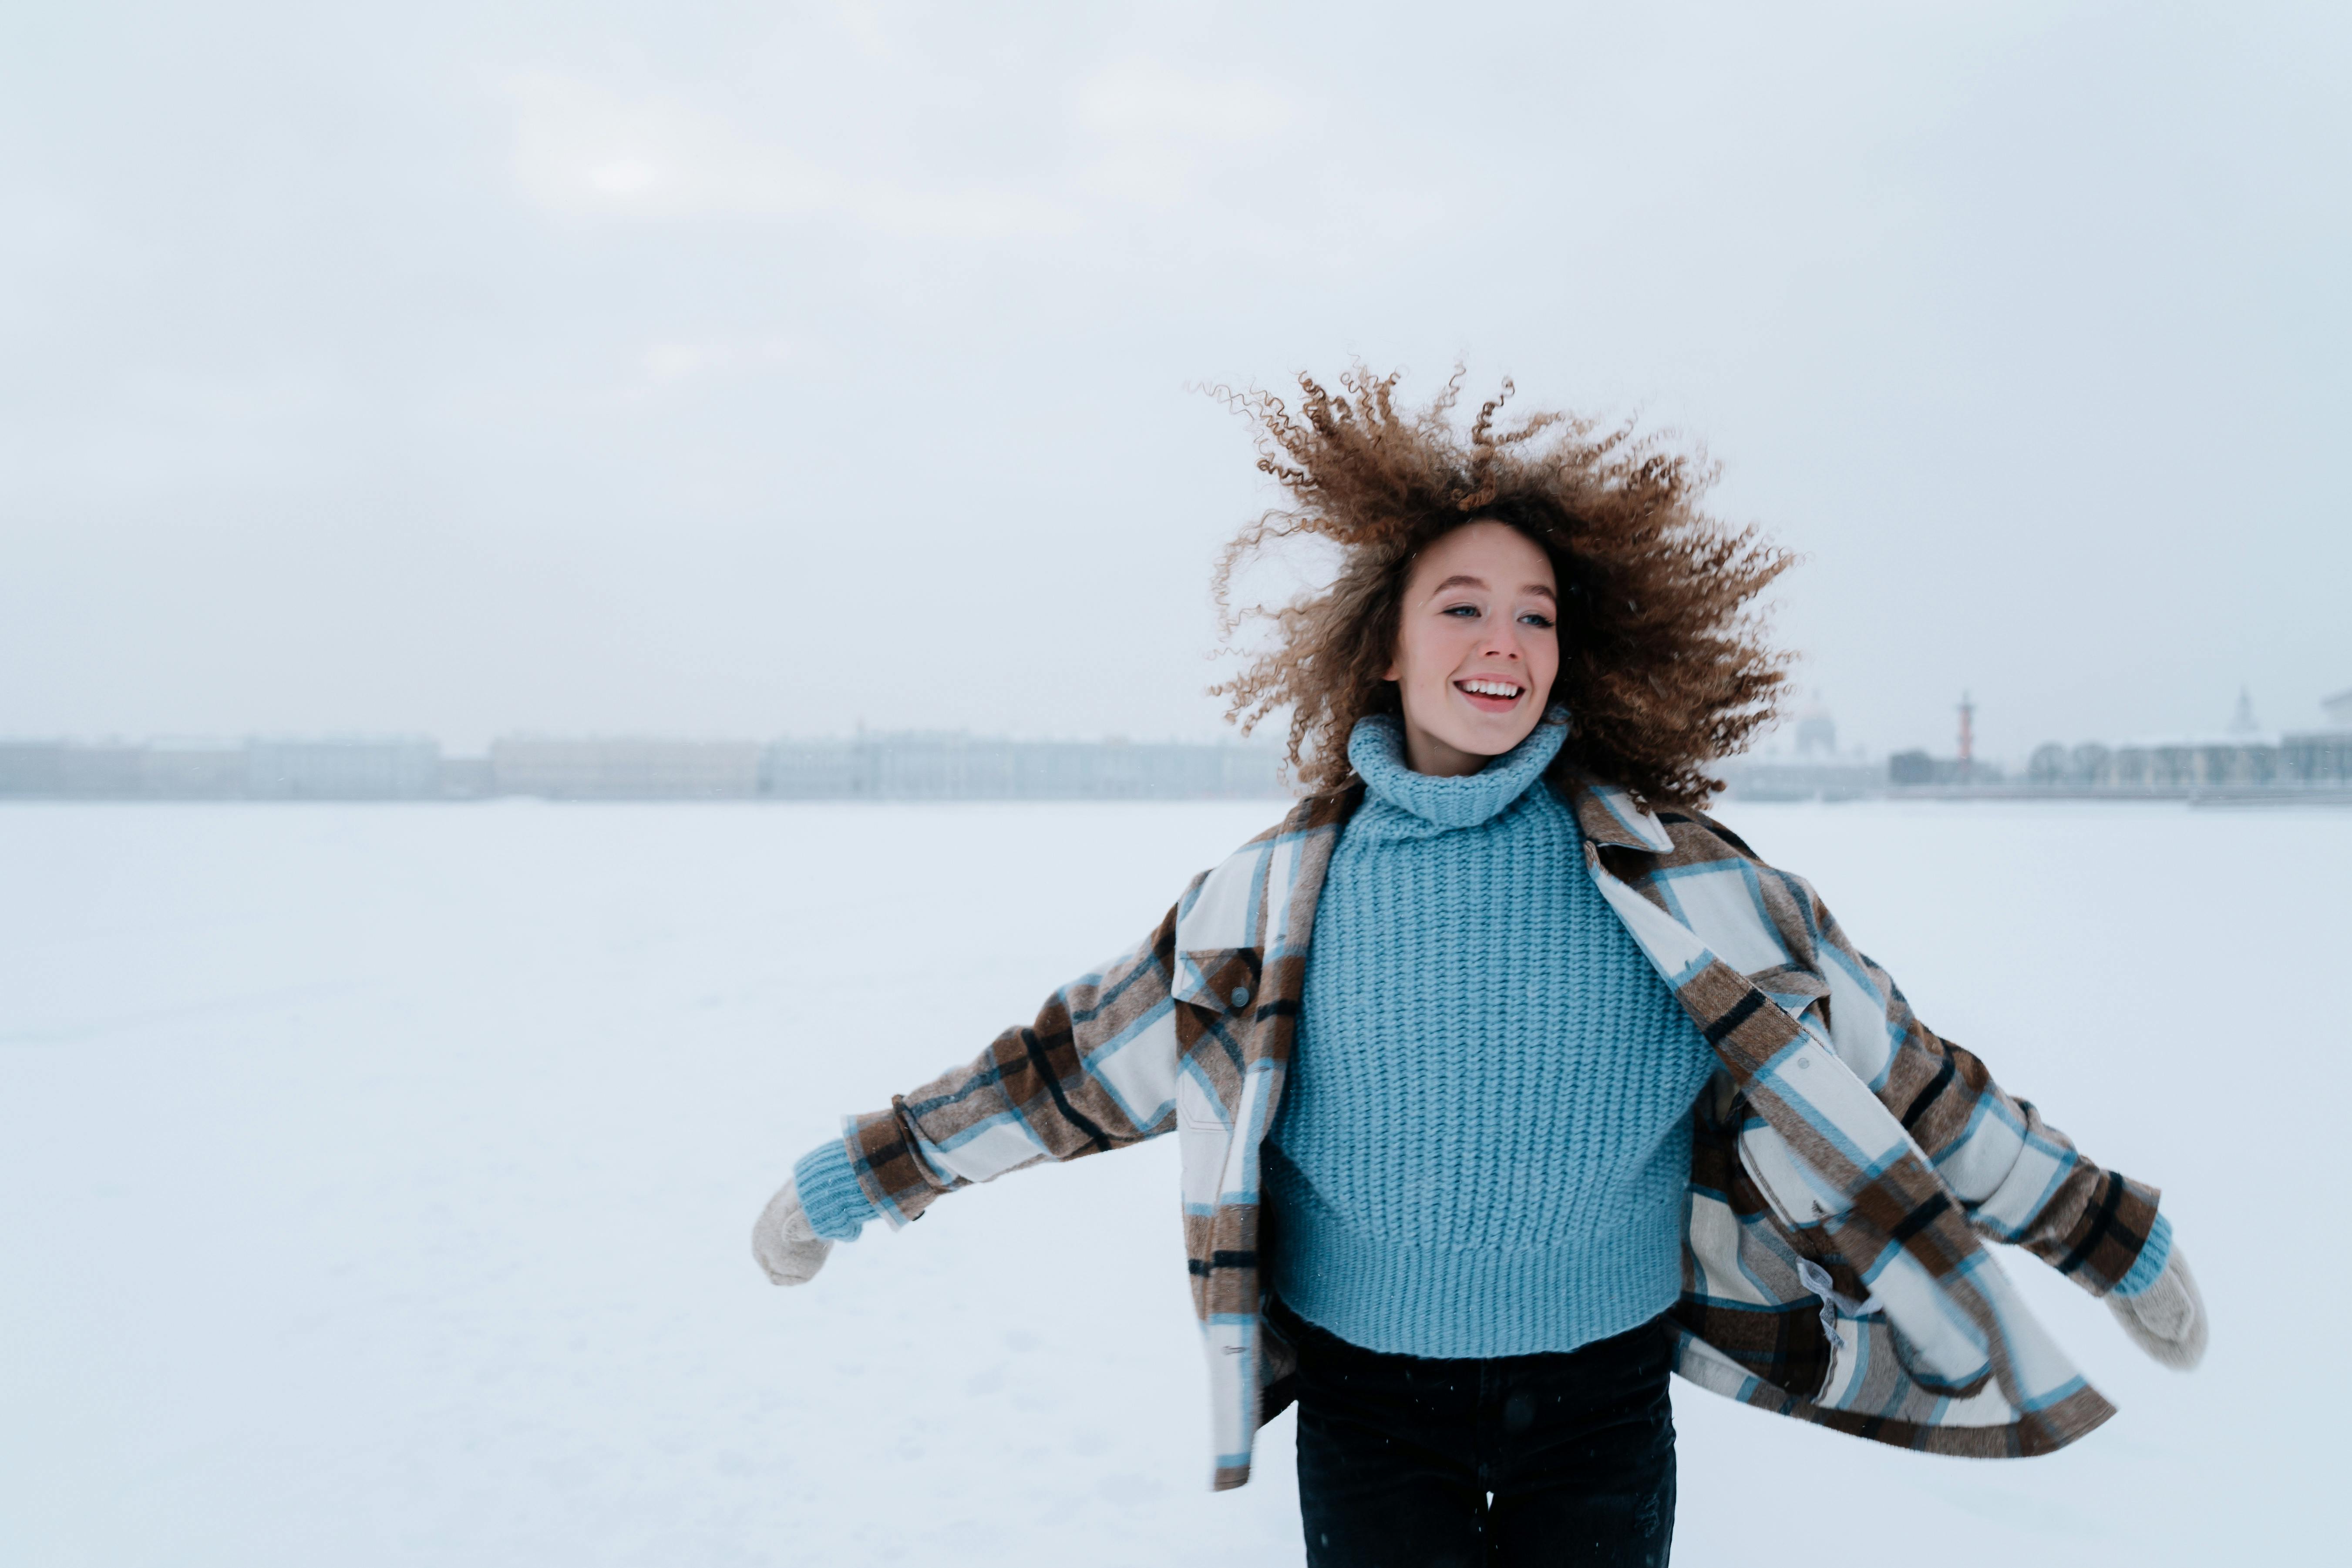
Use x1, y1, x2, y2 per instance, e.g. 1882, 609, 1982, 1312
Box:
1274, 1299, 1676, 1568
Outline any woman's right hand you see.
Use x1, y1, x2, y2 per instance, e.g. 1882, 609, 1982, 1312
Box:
2106, 1245, 2208, 1370
750, 1178, 833, 1286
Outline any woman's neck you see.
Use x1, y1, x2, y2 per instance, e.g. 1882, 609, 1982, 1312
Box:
1395, 718, 1493, 778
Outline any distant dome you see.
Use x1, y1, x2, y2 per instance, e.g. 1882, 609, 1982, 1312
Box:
2228, 687, 2259, 736
1794, 700, 1837, 757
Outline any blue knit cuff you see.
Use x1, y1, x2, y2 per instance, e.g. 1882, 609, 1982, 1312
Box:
792, 1138, 879, 1242
2111, 1211, 2174, 1298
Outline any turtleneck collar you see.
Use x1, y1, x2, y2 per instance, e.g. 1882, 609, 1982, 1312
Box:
1347, 708, 1568, 831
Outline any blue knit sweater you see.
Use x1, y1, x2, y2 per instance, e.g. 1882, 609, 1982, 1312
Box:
1261, 713, 1718, 1359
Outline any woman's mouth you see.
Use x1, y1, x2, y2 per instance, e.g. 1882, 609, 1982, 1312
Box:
1454, 677, 1524, 713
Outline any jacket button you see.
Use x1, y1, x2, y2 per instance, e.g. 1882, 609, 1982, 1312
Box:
1230, 986, 1251, 1008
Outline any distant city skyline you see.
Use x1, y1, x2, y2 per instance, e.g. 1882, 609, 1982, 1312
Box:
11, 669, 2352, 804
0, 729, 1289, 801
9, 676, 2351, 769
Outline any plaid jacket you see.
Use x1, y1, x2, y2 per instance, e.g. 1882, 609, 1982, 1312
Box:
838, 777, 2163, 1490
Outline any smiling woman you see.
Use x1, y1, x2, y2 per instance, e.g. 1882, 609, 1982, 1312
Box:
748, 367, 2207, 1568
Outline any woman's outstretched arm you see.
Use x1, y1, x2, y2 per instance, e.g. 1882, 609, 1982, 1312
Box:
1792, 875, 2206, 1367
753, 891, 1196, 1285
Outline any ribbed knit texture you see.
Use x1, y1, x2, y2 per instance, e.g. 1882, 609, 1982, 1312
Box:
2112, 1211, 2174, 1297
1265, 712, 1719, 1359
793, 1137, 878, 1242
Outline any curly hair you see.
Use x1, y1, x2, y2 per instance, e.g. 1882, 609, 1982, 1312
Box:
1210, 367, 1794, 808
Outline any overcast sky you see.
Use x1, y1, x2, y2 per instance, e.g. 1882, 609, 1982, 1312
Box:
3, 0, 2345, 760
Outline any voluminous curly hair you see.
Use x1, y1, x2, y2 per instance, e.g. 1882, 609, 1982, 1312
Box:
1211, 367, 1793, 808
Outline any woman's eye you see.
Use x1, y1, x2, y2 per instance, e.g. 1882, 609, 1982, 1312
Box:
1442, 604, 1480, 618
1519, 612, 1555, 629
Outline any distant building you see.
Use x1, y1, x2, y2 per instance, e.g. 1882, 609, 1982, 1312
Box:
2283, 686, 2352, 784
244, 738, 440, 799
2, 742, 67, 796
2104, 738, 2281, 790
0, 731, 1289, 801
2283, 731, 2352, 785
2229, 686, 2261, 736
2009, 686, 2352, 793
1888, 750, 2006, 787
490, 738, 764, 799
2, 742, 70, 796
763, 739, 871, 799
763, 734, 1287, 801
0, 737, 441, 798
1712, 697, 1880, 799
2, 740, 237, 797
141, 741, 246, 798
437, 756, 494, 799
1716, 756, 1882, 801
1792, 699, 1837, 757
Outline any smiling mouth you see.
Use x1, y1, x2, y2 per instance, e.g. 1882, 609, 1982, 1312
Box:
1455, 677, 1525, 712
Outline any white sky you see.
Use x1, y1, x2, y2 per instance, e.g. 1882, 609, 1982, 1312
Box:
3, 0, 2345, 759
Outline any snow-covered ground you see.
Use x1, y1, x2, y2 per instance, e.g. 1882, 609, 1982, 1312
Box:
3, 798, 2344, 1565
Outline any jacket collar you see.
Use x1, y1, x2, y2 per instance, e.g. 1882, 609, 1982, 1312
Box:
1558, 774, 1678, 854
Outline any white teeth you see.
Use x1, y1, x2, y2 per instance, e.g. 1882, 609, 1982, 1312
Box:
1460, 679, 1522, 698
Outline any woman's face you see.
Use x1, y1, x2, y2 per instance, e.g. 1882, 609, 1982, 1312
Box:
1383, 520, 1561, 777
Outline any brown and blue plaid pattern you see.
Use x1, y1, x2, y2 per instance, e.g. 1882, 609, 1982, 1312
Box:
838, 776, 2162, 1487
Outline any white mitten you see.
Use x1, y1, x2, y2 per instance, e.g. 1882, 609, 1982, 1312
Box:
2106, 1246, 2207, 1371
750, 1178, 833, 1287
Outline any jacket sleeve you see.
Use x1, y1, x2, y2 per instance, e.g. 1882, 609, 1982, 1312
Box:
834, 895, 1192, 1229
1804, 889, 2165, 1298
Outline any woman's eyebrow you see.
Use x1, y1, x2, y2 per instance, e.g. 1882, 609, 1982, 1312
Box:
1428, 573, 1557, 604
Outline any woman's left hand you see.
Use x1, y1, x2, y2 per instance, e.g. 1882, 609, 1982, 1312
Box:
2106, 1246, 2208, 1371
750, 1178, 833, 1287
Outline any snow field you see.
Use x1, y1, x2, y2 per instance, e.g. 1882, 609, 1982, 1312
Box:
1, 798, 2344, 1565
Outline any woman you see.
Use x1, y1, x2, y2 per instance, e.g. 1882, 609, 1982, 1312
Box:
750, 370, 2207, 1566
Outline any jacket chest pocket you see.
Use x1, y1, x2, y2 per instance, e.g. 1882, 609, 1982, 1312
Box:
1171, 946, 1264, 1212
1177, 947, 1263, 1019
